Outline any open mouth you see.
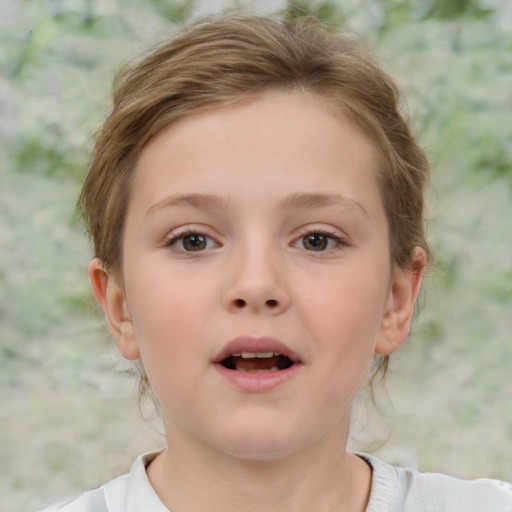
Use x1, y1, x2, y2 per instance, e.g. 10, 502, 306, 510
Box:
220, 352, 294, 372
213, 336, 300, 380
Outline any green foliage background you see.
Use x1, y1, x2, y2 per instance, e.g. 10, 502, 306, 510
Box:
1, 0, 511, 510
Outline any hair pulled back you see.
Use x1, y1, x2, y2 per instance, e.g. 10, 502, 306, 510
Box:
80, 14, 429, 272
80, 14, 430, 389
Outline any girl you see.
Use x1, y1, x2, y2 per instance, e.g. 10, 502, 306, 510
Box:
43, 13, 512, 512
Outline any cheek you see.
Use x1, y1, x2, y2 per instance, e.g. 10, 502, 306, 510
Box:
303, 286, 382, 416
128, 261, 215, 328
299, 266, 388, 375
125, 266, 220, 368
125, 280, 185, 358
128, 288, 205, 407
303, 266, 387, 331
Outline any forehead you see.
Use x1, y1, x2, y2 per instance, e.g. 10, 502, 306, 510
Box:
131, 91, 383, 217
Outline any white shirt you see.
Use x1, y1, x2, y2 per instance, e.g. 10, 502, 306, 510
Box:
41, 451, 512, 511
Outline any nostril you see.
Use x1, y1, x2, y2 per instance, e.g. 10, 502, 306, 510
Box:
230, 298, 281, 310
234, 299, 246, 308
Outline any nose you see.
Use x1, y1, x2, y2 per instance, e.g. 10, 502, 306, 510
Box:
222, 244, 291, 315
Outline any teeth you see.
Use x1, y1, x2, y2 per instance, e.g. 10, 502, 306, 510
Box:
256, 352, 274, 358
240, 351, 276, 359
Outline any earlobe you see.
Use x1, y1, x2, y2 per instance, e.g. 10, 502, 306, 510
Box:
88, 258, 140, 360
375, 247, 427, 355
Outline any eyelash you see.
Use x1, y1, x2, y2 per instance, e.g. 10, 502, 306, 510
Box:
293, 229, 347, 252
164, 228, 347, 254
164, 229, 219, 253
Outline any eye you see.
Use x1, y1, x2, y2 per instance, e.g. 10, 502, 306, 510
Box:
294, 232, 344, 252
166, 231, 218, 252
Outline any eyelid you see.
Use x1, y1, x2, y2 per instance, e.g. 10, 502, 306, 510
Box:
163, 226, 221, 252
294, 224, 346, 240
291, 225, 348, 252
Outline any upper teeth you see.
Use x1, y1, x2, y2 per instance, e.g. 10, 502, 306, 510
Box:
235, 352, 279, 358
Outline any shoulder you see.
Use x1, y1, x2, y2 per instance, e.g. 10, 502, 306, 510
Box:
35, 487, 107, 512
36, 451, 165, 512
396, 466, 512, 511
360, 453, 512, 512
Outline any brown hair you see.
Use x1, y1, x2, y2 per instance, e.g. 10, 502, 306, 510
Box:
79, 14, 430, 391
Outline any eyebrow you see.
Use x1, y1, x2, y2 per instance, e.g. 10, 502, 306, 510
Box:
281, 193, 369, 218
145, 192, 368, 218
145, 193, 231, 218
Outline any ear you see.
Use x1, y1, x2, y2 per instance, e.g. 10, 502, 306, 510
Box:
375, 247, 427, 355
88, 258, 140, 360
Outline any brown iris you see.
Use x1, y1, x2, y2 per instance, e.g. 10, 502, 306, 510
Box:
302, 233, 329, 251
182, 234, 208, 251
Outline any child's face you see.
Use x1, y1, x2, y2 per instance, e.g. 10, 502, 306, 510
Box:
91, 91, 422, 460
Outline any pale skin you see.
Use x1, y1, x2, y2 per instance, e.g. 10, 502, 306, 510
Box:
89, 91, 426, 512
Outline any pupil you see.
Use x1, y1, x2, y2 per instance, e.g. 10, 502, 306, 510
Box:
304, 234, 327, 251
184, 234, 206, 251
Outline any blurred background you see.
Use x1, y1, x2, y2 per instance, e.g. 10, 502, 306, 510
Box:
0, 0, 511, 510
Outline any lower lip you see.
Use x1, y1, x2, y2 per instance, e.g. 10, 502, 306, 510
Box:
213, 363, 301, 392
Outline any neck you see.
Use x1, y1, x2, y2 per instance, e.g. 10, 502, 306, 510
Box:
147, 424, 372, 512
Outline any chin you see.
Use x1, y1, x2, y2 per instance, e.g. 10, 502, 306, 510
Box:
207, 422, 311, 462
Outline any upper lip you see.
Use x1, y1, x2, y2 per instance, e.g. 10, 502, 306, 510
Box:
213, 336, 301, 364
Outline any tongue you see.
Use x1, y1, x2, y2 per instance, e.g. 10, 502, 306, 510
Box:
235, 356, 280, 372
